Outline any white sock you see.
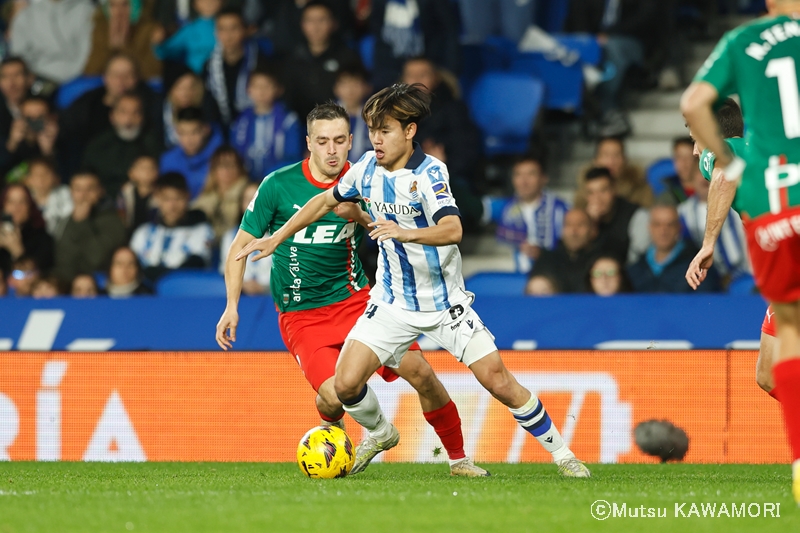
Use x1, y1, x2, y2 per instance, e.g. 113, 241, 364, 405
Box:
342, 385, 393, 441
509, 394, 572, 462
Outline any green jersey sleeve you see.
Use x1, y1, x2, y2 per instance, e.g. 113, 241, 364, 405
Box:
694, 31, 738, 99
240, 176, 276, 238
698, 138, 746, 181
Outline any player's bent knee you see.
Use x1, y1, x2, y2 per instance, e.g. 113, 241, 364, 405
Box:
334, 374, 365, 405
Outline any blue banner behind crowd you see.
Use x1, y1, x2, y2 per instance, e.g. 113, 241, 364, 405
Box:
0, 295, 769, 351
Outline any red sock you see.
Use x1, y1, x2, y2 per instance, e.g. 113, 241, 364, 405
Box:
423, 400, 466, 461
773, 359, 800, 462
768, 385, 780, 401
319, 411, 344, 422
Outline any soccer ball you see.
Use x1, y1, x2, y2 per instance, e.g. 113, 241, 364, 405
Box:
297, 426, 355, 479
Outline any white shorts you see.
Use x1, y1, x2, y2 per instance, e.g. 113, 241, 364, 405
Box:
346, 298, 498, 368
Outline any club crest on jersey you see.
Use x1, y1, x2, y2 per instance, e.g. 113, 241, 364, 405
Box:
432, 182, 451, 201
409, 180, 418, 199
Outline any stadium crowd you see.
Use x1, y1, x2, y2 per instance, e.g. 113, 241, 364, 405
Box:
0, 0, 762, 298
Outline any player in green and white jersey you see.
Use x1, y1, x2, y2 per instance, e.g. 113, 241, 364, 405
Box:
682, 0, 800, 503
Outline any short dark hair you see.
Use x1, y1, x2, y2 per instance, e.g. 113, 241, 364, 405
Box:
175, 106, 206, 124
716, 98, 744, 138
0, 56, 28, 75
336, 63, 370, 84
70, 172, 101, 185
303, 0, 335, 16
21, 94, 52, 114
104, 51, 140, 79
248, 68, 281, 87
595, 136, 625, 156
215, 6, 245, 22
26, 156, 58, 176
306, 101, 350, 132
513, 154, 545, 173
114, 91, 143, 111
156, 172, 189, 194
362, 83, 431, 130
673, 136, 694, 150
585, 166, 614, 184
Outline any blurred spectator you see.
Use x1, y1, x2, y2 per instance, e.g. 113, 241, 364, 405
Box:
192, 145, 248, 241
153, 0, 221, 74
106, 245, 154, 296
10, 0, 95, 84
586, 255, 631, 296
160, 106, 224, 198
218, 180, 271, 295
54, 173, 127, 283
457, 0, 536, 44
118, 154, 159, 231
528, 208, 599, 293
71, 273, 100, 298
576, 136, 652, 207
267, 0, 355, 57
31, 276, 61, 298
420, 136, 485, 234
84, 0, 163, 80
524, 274, 559, 296
284, 0, 362, 121
204, 8, 270, 127
61, 53, 161, 170
496, 154, 568, 273
628, 204, 720, 293
658, 137, 696, 205
162, 68, 221, 148
678, 163, 750, 284
334, 64, 371, 163
565, 0, 662, 136
131, 172, 213, 282
401, 57, 481, 182
82, 92, 162, 198
0, 183, 54, 276
0, 57, 33, 171
581, 166, 639, 262
23, 157, 73, 237
230, 69, 301, 180
370, 0, 460, 89
154, 0, 197, 34
3, 95, 59, 177
6, 256, 40, 296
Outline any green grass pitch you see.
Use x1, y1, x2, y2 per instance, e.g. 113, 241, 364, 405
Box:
0, 463, 796, 533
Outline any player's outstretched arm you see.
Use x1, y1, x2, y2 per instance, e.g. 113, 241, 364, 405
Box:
682, 82, 743, 181
235, 189, 340, 261
216, 229, 256, 350
685, 166, 737, 289
369, 215, 462, 246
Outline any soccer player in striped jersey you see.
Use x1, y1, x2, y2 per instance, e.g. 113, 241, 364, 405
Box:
237, 84, 591, 478
216, 102, 488, 477
685, 99, 779, 400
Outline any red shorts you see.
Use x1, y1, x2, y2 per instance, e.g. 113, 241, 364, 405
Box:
745, 207, 800, 303
761, 306, 776, 337
278, 288, 419, 391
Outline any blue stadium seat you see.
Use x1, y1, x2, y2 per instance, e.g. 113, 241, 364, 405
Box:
156, 270, 227, 297
510, 52, 583, 113
465, 272, 529, 296
56, 76, 104, 110
460, 36, 518, 97
359, 35, 375, 71
553, 33, 601, 66
646, 158, 677, 196
468, 72, 544, 156
728, 273, 756, 295
146, 78, 164, 94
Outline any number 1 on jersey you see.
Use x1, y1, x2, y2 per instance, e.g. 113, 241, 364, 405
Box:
766, 56, 800, 138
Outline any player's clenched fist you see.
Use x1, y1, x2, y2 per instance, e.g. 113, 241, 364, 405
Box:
369, 218, 410, 242
235, 235, 278, 262
216, 308, 239, 351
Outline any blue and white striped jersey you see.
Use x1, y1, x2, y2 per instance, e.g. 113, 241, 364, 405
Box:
334, 144, 466, 312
